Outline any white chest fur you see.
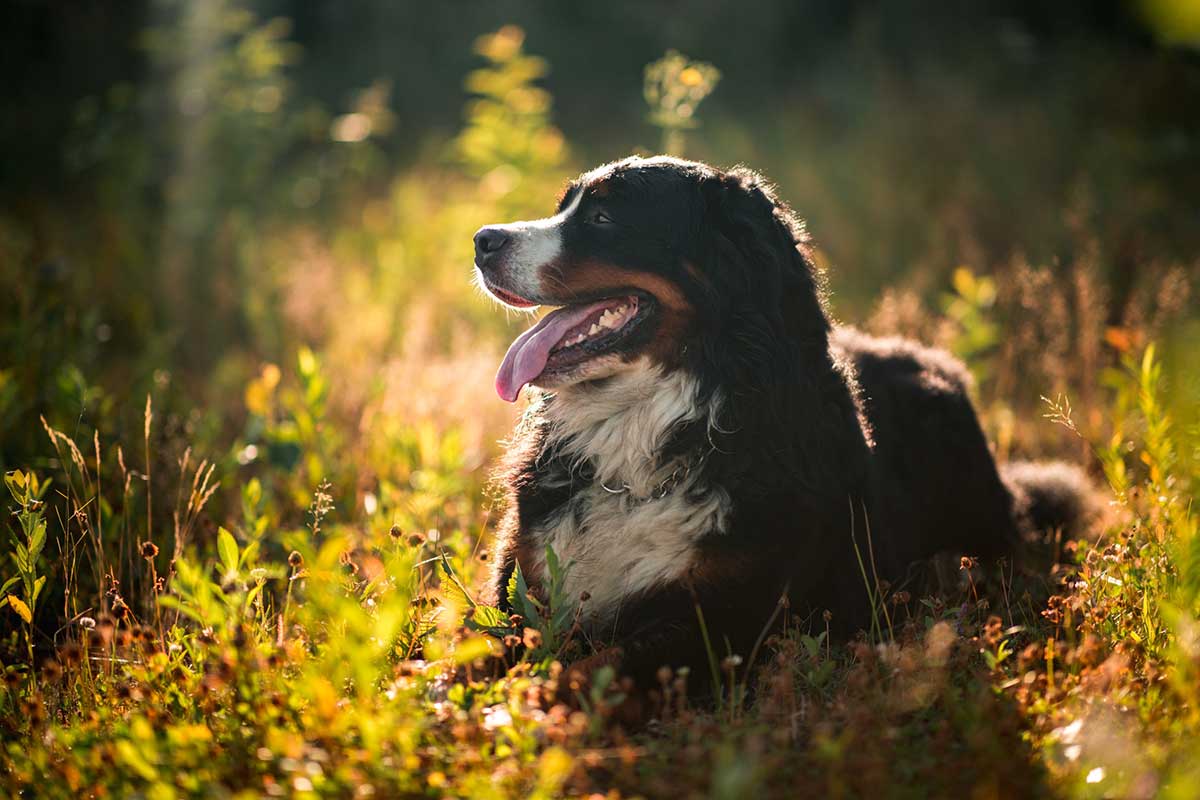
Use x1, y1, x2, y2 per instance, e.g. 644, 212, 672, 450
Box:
527, 361, 731, 629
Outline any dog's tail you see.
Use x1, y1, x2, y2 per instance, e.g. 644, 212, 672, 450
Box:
1002, 460, 1103, 539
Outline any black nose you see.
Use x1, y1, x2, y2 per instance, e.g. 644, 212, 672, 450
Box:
474, 227, 510, 265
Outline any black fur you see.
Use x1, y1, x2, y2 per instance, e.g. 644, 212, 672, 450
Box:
485, 157, 1098, 687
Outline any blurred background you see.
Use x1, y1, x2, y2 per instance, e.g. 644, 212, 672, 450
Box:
2, 0, 1198, 530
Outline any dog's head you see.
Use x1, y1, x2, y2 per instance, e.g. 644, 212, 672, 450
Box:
475, 155, 833, 403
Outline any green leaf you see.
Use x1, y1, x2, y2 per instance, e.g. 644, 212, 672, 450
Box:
4, 471, 25, 504
115, 739, 158, 782
453, 634, 497, 665
32, 575, 45, 606
12, 544, 29, 573
29, 520, 46, 561
239, 540, 260, 570
157, 595, 212, 625
217, 527, 239, 576
438, 553, 475, 610
0, 576, 17, 596
506, 561, 540, 624
245, 581, 264, 613
544, 544, 560, 581
466, 603, 512, 635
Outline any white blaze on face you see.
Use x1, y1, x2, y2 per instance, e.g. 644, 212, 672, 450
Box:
485, 189, 584, 298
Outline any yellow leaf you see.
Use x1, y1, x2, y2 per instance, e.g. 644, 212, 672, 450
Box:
243, 379, 270, 416
952, 266, 976, 299
6, 594, 32, 624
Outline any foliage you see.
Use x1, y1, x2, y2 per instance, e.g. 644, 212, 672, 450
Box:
1, 12, 1200, 800
644, 50, 721, 156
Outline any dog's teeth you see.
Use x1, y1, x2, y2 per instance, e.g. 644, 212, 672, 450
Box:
589, 324, 601, 335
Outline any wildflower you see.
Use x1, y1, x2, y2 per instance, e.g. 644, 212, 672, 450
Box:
960, 556, 978, 571
78, 616, 96, 630
140, 541, 159, 559
288, 551, 303, 568
721, 654, 743, 672
407, 532, 425, 548
389, 524, 403, 539
522, 628, 543, 649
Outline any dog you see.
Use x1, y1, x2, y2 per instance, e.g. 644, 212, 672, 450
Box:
473, 156, 1096, 688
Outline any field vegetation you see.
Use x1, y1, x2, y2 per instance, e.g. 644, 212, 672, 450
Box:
2, 9, 1199, 799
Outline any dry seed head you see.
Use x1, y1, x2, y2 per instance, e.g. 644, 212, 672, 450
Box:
58, 643, 82, 666
389, 524, 403, 539
41, 660, 64, 683
288, 551, 303, 568
140, 541, 159, 559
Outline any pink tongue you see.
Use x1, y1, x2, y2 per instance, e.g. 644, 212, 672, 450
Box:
495, 300, 614, 402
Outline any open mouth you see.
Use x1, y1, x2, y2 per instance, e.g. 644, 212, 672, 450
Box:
495, 294, 651, 402
488, 285, 539, 309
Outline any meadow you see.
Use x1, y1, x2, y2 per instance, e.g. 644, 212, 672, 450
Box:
3, 12, 1200, 799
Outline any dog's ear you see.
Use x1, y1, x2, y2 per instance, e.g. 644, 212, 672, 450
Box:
697, 167, 830, 344
691, 167, 869, 500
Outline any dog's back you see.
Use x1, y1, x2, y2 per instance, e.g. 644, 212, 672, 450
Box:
837, 326, 1098, 572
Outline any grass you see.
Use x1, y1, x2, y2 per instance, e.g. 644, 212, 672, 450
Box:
3, 20, 1200, 800
3, 347, 1198, 799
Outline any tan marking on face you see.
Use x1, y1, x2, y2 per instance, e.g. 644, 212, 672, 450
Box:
552, 259, 696, 367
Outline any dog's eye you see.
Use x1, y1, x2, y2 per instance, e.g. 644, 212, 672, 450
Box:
591, 211, 614, 225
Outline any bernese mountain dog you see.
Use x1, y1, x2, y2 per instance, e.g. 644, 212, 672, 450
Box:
473, 156, 1096, 688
